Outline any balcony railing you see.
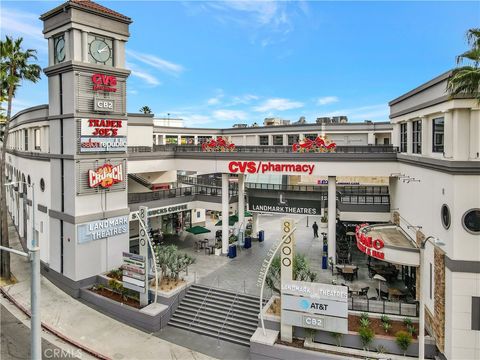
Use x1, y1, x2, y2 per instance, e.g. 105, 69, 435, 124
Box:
349, 297, 419, 317
128, 185, 238, 204
128, 144, 399, 154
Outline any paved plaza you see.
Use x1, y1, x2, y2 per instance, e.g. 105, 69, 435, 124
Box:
164, 214, 379, 298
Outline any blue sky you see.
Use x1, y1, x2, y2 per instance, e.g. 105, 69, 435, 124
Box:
1, 1, 479, 127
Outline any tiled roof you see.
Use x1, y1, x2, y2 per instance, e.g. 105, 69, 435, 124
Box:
69, 0, 130, 20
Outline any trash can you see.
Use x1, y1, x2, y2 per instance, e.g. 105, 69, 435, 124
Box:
322, 243, 328, 269
244, 237, 252, 249
228, 244, 237, 258
258, 230, 265, 242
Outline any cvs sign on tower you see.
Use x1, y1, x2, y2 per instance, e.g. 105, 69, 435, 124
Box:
92, 73, 117, 92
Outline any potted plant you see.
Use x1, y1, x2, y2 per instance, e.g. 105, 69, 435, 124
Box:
214, 243, 222, 256
320, 210, 328, 228
395, 330, 412, 356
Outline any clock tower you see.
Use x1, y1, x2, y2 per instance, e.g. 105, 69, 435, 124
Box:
40, 0, 132, 286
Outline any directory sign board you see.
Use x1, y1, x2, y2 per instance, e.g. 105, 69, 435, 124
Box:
281, 280, 348, 334
122, 252, 146, 294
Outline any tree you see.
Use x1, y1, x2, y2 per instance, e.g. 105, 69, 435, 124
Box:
0, 36, 41, 279
447, 28, 480, 102
265, 253, 318, 294
139, 105, 152, 114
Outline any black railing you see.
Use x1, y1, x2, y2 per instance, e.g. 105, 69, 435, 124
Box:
348, 297, 419, 317
129, 144, 399, 154
245, 182, 326, 193
128, 185, 238, 204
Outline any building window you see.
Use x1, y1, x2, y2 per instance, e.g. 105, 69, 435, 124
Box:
287, 135, 297, 145
24, 129, 29, 151
273, 135, 283, 146
441, 204, 451, 229
34, 129, 41, 150
165, 135, 178, 144
462, 209, 480, 234
400, 123, 407, 152
432, 117, 444, 153
198, 136, 212, 144
40, 178, 45, 192
259, 135, 269, 145
383, 138, 390, 145
472, 297, 480, 331
304, 133, 317, 141
412, 120, 422, 154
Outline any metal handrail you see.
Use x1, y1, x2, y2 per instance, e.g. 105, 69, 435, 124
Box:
188, 276, 219, 332
217, 292, 239, 343
129, 144, 399, 154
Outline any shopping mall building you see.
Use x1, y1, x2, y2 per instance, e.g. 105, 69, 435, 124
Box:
3, 1, 479, 359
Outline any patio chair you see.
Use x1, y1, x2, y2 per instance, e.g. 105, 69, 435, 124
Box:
359, 287, 369, 297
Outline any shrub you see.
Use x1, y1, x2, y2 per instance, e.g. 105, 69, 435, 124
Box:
359, 317, 371, 328
381, 314, 390, 324
382, 321, 392, 334
395, 330, 412, 355
360, 312, 369, 321
407, 324, 417, 337
108, 278, 123, 294
376, 345, 387, 354
358, 326, 375, 351
305, 328, 317, 340
403, 317, 413, 327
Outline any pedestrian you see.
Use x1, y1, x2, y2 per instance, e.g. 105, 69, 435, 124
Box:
312, 221, 319, 238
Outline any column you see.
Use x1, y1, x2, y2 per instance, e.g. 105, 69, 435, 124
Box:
81, 31, 88, 62
252, 213, 259, 237
221, 173, 229, 254
48, 37, 54, 66
64, 30, 71, 61
470, 109, 480, 159
452, 109, 470, 160
327, 176, 336, 261
443, 110, 453, 158
194, 135, 198, 145
367, 132, 375, 145
421, 116, 429, 156
406, 121, 413, 155
238, 174, 245, 232
114, 39, 120, 67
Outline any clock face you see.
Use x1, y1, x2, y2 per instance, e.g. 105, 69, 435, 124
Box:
54, 35, 65, 63
88, 36, 113, 65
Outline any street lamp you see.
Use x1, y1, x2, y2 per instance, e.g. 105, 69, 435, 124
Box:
418, 235, 445, 360
2, 180, 40, 360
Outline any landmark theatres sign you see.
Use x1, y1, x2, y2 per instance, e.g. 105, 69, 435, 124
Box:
77, 215, 128, 244
281, 280, 348, 333
249, 193, 321, 215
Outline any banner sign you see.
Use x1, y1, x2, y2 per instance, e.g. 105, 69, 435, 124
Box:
130, 203, 190, 220
94, 97, 115, 112
249, 194, 322, 215
77, 216, 128, 244
80, 137, 127, 152
88, 163, 123, 188
356, 224, 385, 260
80, 118, 127, 137
228, 161, 315, 175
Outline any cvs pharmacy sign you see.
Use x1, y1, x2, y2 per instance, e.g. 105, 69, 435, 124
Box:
92, 73, 117, 92
228, 161, 315, 175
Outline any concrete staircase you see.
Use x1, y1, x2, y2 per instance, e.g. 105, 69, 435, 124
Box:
168, 284, 264, 346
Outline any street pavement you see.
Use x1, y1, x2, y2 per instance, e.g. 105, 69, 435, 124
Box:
1, 220, 214, 360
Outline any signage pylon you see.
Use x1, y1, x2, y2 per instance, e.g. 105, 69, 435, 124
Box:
280, 218, 295, 342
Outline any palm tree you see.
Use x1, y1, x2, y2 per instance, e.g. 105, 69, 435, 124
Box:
447, 28, 480, 102
0, 36, 41, 279
139, 105, 152, 114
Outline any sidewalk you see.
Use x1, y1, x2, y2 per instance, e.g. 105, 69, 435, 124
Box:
1, 220, 214, 360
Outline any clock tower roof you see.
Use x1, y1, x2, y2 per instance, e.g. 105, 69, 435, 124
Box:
41, 0, 131, 24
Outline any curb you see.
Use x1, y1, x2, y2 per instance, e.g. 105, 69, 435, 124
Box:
0, 286, 112, 360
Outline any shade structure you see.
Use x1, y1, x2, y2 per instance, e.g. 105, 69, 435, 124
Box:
185, 226, 211, 235
244, 211, 253, 217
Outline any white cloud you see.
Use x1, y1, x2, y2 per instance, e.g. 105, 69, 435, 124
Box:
253, 98, 303, 112
126, 62, 161, 86
213, 109, 248, 121
126, 49, 184, 76
325, 104, 389, 121
0, 8, 47, 52
182, 114, 213, 126
230, 94, 259, 105
207, 97, 221, 105
317, 96, 339, 106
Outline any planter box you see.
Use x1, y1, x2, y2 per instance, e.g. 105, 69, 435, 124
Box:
79, 287, 168, 332
320, 221, 328, 228
215, 248, 222, 256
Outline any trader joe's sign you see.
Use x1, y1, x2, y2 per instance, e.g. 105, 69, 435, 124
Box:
80, 118, 127, 153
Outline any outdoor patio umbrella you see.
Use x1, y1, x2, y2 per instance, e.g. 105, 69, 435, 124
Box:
215, 214, 238, 226
185, 226, 211, 235
373, 274, 387, 300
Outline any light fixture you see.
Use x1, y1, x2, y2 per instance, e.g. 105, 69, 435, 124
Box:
421, 235, 445, 249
